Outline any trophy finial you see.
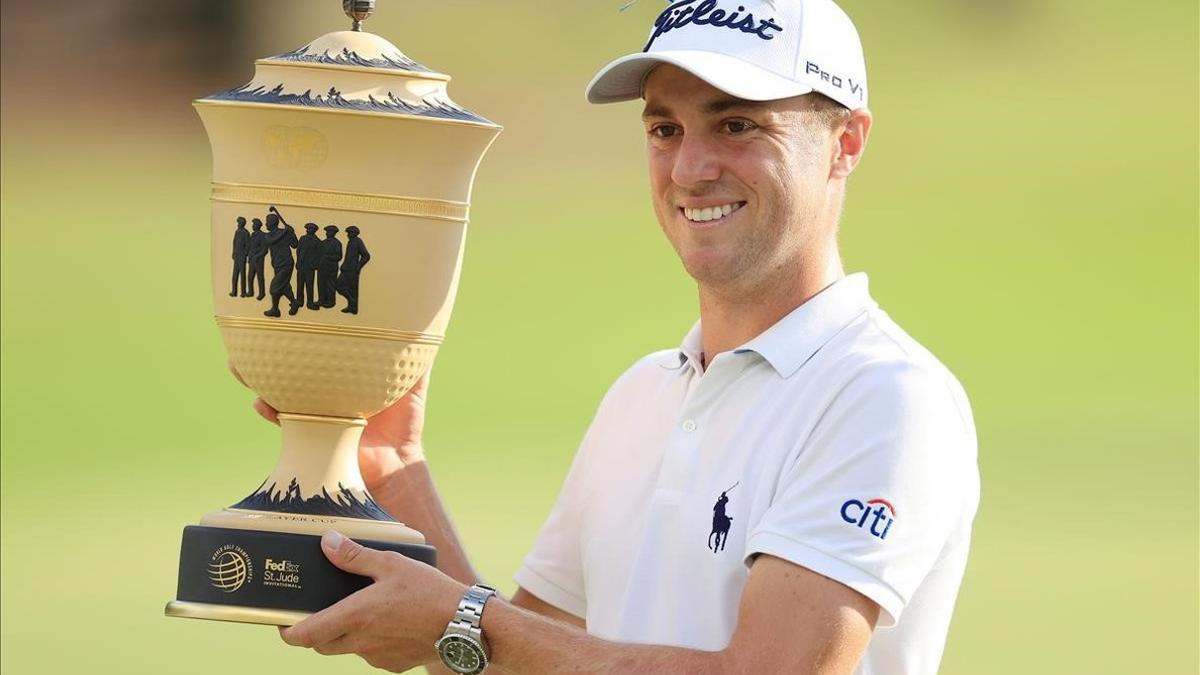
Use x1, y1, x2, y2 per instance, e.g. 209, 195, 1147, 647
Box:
344, 0, 375, 31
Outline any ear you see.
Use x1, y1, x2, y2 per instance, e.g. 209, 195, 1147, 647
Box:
830, 108, 873, 180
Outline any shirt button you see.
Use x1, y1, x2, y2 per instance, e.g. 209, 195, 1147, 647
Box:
682, 419, 697, 433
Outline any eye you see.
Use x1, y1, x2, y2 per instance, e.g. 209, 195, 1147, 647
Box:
723, 119, 756, 134
649, 123, 680, 139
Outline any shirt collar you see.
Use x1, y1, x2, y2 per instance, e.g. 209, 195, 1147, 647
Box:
675, 273, 876, 378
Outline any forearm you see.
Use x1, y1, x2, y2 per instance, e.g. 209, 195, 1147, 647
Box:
483, 599, 724, 675
369, 457, 480, 586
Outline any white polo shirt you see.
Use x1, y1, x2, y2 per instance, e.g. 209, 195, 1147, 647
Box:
514, 273, 979, 675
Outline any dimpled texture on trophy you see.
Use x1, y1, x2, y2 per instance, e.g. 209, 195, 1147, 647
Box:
165, 4, 500, 626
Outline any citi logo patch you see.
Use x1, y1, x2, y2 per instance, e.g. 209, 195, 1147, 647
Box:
840, 497, 896, 540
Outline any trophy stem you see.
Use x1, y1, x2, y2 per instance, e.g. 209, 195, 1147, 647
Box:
198, 412, 427, 543
270, 412, 370, 501
222, 412, 392, 521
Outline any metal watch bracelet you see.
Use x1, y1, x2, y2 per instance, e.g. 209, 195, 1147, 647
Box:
436, 582, 497, 675
451, 584, 496, 634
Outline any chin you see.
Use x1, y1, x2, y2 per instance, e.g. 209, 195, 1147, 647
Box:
679, 251, 737, 285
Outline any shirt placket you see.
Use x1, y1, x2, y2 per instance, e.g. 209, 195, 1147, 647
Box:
655, 353, 749, 496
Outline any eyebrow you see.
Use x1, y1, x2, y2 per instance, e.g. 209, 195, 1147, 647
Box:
642, 97, 770, 119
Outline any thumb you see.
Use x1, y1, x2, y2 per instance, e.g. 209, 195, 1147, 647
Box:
320, 530, 386, 579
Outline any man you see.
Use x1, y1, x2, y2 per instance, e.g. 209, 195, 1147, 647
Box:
248, 218, 268, 300
336, 225, 371, 315
230, 216, 250, 297
318, 225, 343, 309
296, 222, 322, 310
261, 2, 978, 673
262, 206, 302, 318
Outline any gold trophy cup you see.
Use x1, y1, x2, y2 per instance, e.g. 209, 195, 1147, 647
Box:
165, 1, 500, 626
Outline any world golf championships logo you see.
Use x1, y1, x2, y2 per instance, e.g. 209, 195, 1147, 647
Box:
208, 544, 254, 592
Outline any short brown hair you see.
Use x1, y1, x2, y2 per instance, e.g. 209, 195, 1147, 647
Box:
805, 92, 852, 132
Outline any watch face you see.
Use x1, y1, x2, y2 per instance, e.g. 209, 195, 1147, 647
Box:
437, 635, 486, 674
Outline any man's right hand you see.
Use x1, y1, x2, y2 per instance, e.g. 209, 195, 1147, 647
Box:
354, 373, 430, 495
229, 359, 431, 499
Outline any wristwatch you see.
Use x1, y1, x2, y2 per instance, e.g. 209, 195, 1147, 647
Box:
435, 584, 496, 674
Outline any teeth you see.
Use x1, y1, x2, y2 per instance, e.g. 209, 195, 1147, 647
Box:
683, 202, 743, 222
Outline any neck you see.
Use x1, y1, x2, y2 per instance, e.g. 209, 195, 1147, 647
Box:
697, 248, 843, 368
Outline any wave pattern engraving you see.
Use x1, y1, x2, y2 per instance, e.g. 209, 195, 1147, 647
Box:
232, 477, 395, 521
269, 45, 435, 73
204, 84, 491, 123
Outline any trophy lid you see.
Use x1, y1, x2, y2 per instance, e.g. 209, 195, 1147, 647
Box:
199, 2, 495, 127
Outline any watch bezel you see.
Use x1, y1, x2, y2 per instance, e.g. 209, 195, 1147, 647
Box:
435, 632, 489, 675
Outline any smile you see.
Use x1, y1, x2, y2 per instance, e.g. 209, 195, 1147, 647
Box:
681, 202, 746, 223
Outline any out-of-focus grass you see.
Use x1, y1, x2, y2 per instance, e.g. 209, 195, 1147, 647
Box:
1, 1, 1196, 674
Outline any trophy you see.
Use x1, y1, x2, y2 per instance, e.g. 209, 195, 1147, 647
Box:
165, 0, 500, 626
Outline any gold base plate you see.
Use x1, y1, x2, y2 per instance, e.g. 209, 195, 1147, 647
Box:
165, 600, 311, 626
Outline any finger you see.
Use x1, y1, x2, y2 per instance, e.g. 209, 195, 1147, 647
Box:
280, 586, 369, 648
321, 530, 393, 579
277, 576, 379, 643
313, 633, 357, 656
409, 369, 431, 401
252, 397, 280, 425
227, 358, 248, 388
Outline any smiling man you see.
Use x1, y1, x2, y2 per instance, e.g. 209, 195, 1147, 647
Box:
271, 1, 979, 674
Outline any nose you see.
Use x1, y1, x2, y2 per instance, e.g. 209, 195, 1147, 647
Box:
670, 133, 721, 190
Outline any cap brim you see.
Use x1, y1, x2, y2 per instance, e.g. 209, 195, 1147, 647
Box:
585, 50, 814, 104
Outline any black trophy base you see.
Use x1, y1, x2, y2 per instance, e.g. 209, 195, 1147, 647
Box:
165, 525, 437, 626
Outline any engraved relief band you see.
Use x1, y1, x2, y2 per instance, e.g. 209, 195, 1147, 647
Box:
212, 182, 470, 222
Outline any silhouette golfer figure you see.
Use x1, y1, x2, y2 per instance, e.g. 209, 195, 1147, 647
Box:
295, 222, 321, 310
248, 218, 268, 300
708, 482, 738, 553
262, 207, 301, 318
318, 225, 343, 308
230, 217, 250, 297
336, 225, 370, 314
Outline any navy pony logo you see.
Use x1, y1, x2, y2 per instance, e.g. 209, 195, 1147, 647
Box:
708, 481, 739, 552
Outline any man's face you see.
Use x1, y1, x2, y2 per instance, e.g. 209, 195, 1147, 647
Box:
641, 65, 839, 294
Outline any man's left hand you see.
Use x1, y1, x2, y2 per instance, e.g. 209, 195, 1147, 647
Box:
279, 531, 465, 672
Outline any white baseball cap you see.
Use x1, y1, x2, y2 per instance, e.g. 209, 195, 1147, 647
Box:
586, 0, 868, 109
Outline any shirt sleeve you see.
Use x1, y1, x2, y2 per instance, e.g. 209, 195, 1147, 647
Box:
744, 359, 979, 627
512, 439, 590, 618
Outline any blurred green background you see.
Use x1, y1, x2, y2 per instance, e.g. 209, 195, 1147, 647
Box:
1, 1, 1196, 673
